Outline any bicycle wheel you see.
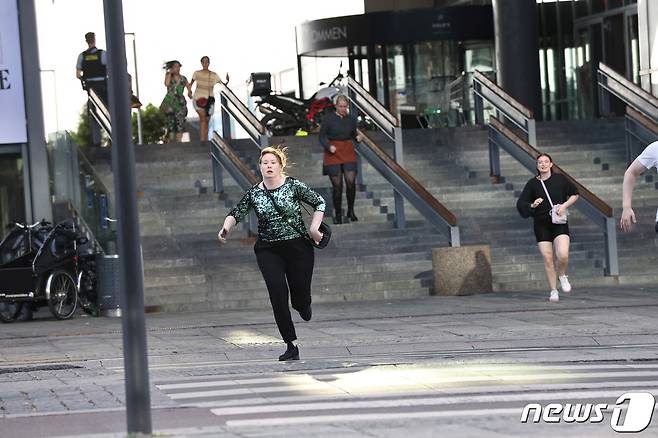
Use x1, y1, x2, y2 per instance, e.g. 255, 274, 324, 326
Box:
46, 270, 78, 320
0, 301, 23, 323
77, 269, 98, 316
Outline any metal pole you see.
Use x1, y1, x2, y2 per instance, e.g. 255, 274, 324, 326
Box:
393, 126, 405, 229
102, 0, 152, 434
488, 132, 501, 182
221, 94, 232, 140
126, 33, 143, 145
41, 70, 60, 131
474, 82, 484, 126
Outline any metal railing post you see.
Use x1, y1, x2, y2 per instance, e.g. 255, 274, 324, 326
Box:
474, 82, 484, 126
598, 79, 611, 116
488, 136, 501, 180
624, 116, 632, 166
450, 226, 461, 248
259, 134, 268, 149
210, 142, 224, 194
393, 126, 406, 229
221, 94, 232, 140
349, 86, 365, 187
604, 217, 619, 277
527, 119, 537, 147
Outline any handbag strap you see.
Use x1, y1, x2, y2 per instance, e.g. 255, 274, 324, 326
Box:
538, 178, 555, 208
261, 184, 311, 241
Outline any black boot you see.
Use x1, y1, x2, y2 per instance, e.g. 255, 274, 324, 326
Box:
347, 210, 358, 222
333, 209, 342, 224
299, 305, 312, 321
279, 342, 299, 361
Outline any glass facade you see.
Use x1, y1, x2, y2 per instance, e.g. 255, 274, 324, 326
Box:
537, 0, 639, 120
297, 2, 640, 125
0, 152, 26, 236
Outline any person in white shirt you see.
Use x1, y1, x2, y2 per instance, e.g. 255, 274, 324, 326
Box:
620, 141, 658, 233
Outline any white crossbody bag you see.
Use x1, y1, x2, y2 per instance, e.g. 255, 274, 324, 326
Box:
539, 178, 568, 224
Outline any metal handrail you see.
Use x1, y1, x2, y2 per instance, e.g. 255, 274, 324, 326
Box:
348, 77, 398, 140
358, 130, 460, 247
473, 70, 537, 146
625, 106, 658, 165
88, 89, 112, 137
210, 132, 259, 235
597, 62, 658, 123
213, 82, 268, 197
488, 116, 618, 277
210, 132, 259, 188
48, 131, 116, 254
217, 82, 268, 146
346, 78, 410, 228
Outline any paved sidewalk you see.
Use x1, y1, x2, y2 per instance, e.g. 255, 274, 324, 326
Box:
1, 285, 657, 437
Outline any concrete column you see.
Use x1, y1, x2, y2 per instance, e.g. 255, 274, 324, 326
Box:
18, 0, 51, 222
638, 0, 658, 96
492, 0, 543, 120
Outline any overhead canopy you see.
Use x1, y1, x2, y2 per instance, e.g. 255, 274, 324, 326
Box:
296, 5, 494, 56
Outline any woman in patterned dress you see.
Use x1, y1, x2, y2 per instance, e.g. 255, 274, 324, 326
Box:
163, 60, 190, 142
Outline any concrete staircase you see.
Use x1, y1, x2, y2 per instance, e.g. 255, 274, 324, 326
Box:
365, 118, 658, 291
96, 117, 657, 313
98, 138, 441, 313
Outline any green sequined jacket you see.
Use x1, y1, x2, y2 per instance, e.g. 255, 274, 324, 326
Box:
228, 177, 326, 242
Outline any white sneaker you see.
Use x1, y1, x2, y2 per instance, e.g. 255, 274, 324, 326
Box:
549, 290, 559, 303
559, 275, 572, 293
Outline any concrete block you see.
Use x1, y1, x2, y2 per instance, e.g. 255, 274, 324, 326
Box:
432, 245, 493, 296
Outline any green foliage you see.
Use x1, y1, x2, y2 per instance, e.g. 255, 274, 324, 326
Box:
71, 103, 167, 147
70, 104, 92, 148
132, 104, 167, 144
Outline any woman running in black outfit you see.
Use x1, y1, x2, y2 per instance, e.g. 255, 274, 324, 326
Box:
517, 153, 579, 302
218, 146, 326, 361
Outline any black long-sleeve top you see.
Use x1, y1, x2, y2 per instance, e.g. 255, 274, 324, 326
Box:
516, 173, 578, 222
318, 112, 358, 152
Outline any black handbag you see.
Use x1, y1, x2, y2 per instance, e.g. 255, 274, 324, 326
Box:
262, 186, 331, 249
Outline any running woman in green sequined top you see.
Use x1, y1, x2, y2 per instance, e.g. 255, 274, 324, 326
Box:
218, 146, 326, 361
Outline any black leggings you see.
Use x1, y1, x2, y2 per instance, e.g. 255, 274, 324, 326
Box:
254, 238, 314, 343
329, 170, 357, 216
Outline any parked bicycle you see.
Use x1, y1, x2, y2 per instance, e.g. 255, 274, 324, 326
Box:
0, 220, 97, 322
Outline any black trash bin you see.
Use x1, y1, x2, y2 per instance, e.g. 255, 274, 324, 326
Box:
96, 254, 121, 317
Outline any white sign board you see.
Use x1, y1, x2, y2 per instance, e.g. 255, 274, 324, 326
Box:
0, 0, 27, 144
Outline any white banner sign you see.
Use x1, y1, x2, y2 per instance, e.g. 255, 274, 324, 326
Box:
0, 0, 27, 144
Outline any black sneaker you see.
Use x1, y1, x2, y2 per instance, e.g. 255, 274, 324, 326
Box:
278, 344, 299, 361
299, 305, 312, 321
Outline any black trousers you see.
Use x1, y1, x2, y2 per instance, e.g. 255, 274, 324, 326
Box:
254, 237, 314, 343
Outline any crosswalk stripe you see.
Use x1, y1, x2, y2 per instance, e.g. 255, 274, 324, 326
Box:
168, 383, 346, 400
210, 388, 657, 417
156, 374, 319, 390
161, 370, 658, 400
154, 363, 658, 389
224, 408, 523, 427
182, 379, 658, 408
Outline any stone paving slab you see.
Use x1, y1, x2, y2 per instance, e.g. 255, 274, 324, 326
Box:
0, 285, 657, 432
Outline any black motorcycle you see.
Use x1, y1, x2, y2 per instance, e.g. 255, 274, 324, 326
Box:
254, 64, 348, 136
0, 220, 97, 322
